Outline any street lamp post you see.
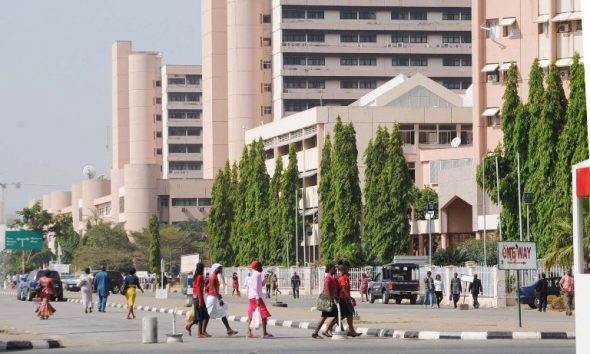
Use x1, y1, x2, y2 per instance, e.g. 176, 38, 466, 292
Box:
524, 192, 533, 241
426, 203, 435, 265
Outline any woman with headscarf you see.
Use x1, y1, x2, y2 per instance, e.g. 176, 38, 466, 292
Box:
78, 268, 94, 313
206, 263, 238, 336
37, 269, 56, 320
246, 260, 273, 339
123, 268, 144, 319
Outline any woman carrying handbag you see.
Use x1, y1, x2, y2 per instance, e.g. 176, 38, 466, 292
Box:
312, 264, 338, 339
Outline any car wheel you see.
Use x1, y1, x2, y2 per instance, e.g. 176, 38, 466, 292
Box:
395, 298, 402, 304
27, 290, 33, 301
383, 292, 389, 304
369, 292, 375, 304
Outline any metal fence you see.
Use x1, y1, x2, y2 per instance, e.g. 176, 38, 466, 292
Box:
505, 263, 567, 294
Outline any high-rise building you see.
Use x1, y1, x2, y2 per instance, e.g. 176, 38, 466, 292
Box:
472, 0, 583, 161
202, 0, 473, 175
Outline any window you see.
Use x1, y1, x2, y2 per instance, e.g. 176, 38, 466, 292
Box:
410, 33, 427, 43
262, 14, 271, 23
169, 110, 200, 119
198, 198, 212, 206
340, 10, 358, 19
438, 124, 457, 145
392, 55, 409, 66
341, 33, 358, 43
168, 93, 199, 102
359, 10, 376, 20
119, 197, 124, 213
263, 83, 272, 92
284, 56, 306, 65
169, 144, 201, 153
443, 56, 471, 66
409, 10, 427, 20
442, 12, 460, 21
187, 93, 199, 102
391, 8, 408, 20
307, 57, 325, 66
168, 77, 185, 85
155, 114, 162, 121
283, 8, 305, 19
399, 124, 415, 145
308, 79, 325, 89
486, 19, 500, 38
169, 127, 201, 136
408, 162, 416, 181
156, 148, 162, 155
575, 20, 582, 32
78, 207, 83, 222
262, 37, 272, 46
359, 33, 377, 42
539, 22, 549, 34
392, 33, 409, 43
307, 32, 325, 42
341, 57, 358, 66
443, 80, 461, 90
285, 102, 308, 112
155, 97, 161, 104
155, 80, 161, 87
443, 33, 470, 43
359, 79, 377, 89
461, 10, 471, 20
169, 162, 200, 172
410, 56, 427, 66
460, 124, 473, 145
156, 131, 162, 138
419, 124, 438, 144
307, 10, 324, 19
263, 106, 272, 115
159, 198, 169, 207
284, 78, 307, 89
557, 22, 571, 33
171, 198, 198, 206
359, 57, 376, 66
262, 60, 272, 69
186, 75, 200, 85
283, 31, 305, 42
341, 80, 359, 89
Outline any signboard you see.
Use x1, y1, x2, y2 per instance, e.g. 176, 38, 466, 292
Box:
497, 241, 537, 270
49, 262, 70, 274
460, 274, 474, 283
180, 253, 200, 274
5, 230, 44, 250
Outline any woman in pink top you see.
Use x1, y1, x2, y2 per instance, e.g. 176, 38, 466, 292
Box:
37, 270, 56, 320
246, 260, 272, 339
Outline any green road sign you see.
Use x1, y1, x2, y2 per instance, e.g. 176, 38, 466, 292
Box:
5, 230, 44, 250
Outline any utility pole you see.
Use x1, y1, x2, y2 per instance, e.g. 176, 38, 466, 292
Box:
483, 156, 487, 266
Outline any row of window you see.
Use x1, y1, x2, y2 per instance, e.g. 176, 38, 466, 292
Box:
169, 161, 202, 172
282, 31, 471, 44
282, 8, 471, 21
284, 78, 325, 89
169, 144, 202, 154
170, 198, 211, 207
168, 109, 201, 119
167, 75, 200, 86
284, 77, 471, 91
399, 124, 473, 146
168, 93, 200, 103
284, 55, 471, 67
169, 127, 201, 136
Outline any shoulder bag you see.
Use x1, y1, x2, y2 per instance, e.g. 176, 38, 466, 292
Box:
316, 280, 334, 312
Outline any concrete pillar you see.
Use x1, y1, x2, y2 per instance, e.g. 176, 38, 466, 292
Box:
303, 267, 312, 295
494, 266, 506, 308
441, 233, 449, 249
142, 317, 158, 343
418, 235, 425, 256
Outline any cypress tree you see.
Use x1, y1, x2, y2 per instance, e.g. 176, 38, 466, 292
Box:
525, 59, 546, 180
231, 146, 251, 265
502, 64, 522, 166
147, 215, 161, 274
247, 140, 270, 263
268, 156, 284, 265
332, 117, 362, 264
208, 161, 234, 264
556, 53, 588, 212
319, 134, 336, 262
529, 62, 568, 253
363, 126, 390, 261
281, 143, 300, 265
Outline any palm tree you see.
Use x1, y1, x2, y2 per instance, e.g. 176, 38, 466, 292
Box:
543, 207, 590, 268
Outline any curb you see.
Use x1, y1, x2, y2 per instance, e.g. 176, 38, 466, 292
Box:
0, 340, 61, 351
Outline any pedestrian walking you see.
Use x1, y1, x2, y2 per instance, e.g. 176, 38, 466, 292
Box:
94, 266, 112, 313
78, 268, 94, 314
359, 273, 369, 302
206, 263, 238, 336
123, 268, 144, 319
244, 271, 251, 294
434, 274, 444, 308
311, 264, 338, 339
36, 270, 56, 320
469, 274, 483, 309
271, 272, 281, 298
450, 272, 462, 309
535, 273, 548, 312
336, 261, 361, 337
291, 272, 301, 299
232, 272, 240, 297
265, 272, 272, 298
423, 271, 435, 308
246, 260, 273, 339
559, 268, 575, 316
186, 262, 210, 338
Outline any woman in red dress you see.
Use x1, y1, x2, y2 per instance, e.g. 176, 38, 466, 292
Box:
37, 270, 56, 320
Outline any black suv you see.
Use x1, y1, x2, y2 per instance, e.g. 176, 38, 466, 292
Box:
21, 270, 64, 302
92, 271, 124, 294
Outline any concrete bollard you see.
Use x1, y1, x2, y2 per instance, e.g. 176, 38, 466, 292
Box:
142, 317, 158, 344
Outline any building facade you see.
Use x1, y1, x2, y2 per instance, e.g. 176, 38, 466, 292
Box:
202, 0, 473, 175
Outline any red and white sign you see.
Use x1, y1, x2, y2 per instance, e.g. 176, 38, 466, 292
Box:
497, 241, 537, 270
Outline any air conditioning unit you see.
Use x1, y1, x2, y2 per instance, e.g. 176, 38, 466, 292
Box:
487, 73, 498, 82
558, 23, 570, 33
443, 43, 450, 48
436, 44, 441, 48
560, 70, 569, 80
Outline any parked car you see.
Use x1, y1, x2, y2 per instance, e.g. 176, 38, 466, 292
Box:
92, 271, 124, 294
518, 276, 562, 309
61, 274, 81, 292
369, 263, 421, 304
21, 270, 64, 302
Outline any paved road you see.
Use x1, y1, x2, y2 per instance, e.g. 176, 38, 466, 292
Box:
0, 295, 575, 354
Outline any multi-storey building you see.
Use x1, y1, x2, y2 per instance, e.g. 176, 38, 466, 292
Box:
201, 0, 473, 176
39, 42, 212, 234
472, 0, 583, 160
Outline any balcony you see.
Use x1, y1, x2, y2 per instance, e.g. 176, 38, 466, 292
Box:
281, 65, 471, 78
167, 118, 202, 127
281, 19, 470, 32
167, 153, 202, 161
167, 135, 203, 144
166, 101, 202, 110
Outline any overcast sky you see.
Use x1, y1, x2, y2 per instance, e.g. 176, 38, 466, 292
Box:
0, 0, 202, 221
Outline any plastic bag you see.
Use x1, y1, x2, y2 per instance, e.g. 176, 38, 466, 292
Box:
186, 306, 195, 324
250, 307, 261, 330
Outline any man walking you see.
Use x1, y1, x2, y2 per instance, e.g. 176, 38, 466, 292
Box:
559, 268, 575, 316
535, 273, 549, 312
469, 274, 483, 309
94, 266, 111, 312
450, 272, 462, 309
291, 272, 301, 299
206, 263, 238, 336
423, 271, 435, 308
265, 272, 272, 299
